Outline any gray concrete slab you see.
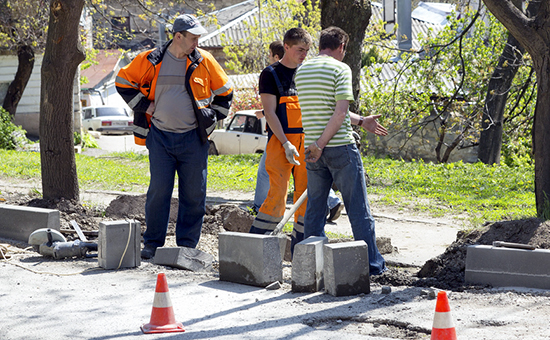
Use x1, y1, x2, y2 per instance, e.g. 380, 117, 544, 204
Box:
292, 236, 328, 293
0, 204, 60, 242
154, 246, 214, 272
465, 245, 550, 289
218, 231, 283, 287
98, 220, 141, 269
323, 241, 370, 296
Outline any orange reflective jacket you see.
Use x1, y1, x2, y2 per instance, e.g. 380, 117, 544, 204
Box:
116, 41, 233, 145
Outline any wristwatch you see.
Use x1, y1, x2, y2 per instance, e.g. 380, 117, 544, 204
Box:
358, 116, 365, 127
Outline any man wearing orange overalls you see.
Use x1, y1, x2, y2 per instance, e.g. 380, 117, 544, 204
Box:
249, 28, 312, 255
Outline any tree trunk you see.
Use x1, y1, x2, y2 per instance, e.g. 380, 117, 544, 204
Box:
482, 0, 550, 217
40, 0, 85, 201
478, 0, 535, 165
320, 0, 371, 112
477, 32, 524, 165
532, 55, 550, 218
3, 45, 34, 118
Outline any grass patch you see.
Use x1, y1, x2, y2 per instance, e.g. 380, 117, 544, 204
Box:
207, 154, 261, 192
364, 157, 536, 224
0, 150, 536, 228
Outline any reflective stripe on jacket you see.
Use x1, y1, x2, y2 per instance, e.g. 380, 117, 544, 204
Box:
115, 40, 233, 145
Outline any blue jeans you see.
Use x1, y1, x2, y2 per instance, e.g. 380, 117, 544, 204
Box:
255, 151, 342, 211
254, 152, 269, 211
327, 189, 341, 209
304, 143, 386, 275
144, 124, 209, 249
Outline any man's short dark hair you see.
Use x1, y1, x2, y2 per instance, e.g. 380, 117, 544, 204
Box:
283, 28, 312, 47
319, 26, 349, 51
269, 40, 285, 59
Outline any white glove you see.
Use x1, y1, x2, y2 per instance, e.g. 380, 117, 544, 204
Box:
282, 141, 300, 165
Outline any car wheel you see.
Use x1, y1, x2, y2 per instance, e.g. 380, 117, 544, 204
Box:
208, 141, 218, 155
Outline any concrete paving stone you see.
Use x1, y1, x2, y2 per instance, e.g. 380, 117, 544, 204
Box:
465, 245, 550, 289
218, 231, 283, 287
323, 241, 370, 296
291, 236, 328, 293
0, 204, 60, 242
98, 220, 141, 270
154, 246, 214, 272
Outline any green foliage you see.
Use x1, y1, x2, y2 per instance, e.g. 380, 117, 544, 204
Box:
501, 136, 532, 168
0, 107, 28, 150
222, 0, 321, 74
361, 46, 384, 68
82, 132, 99, 149
360, 9, 536, 163
0, 0, 49, 51
74, 131, 99, 149
74, 131, 82, 145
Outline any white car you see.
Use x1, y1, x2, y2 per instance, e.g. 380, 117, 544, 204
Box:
208, 110, 267, 155
82, 105, 134, 135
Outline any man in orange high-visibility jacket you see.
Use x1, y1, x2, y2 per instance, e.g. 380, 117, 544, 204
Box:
249, 28, 312, 256
116, 14, 233, 259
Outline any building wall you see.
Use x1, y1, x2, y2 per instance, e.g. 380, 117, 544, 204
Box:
364, 113, 479, 163
0, 54, 82, 138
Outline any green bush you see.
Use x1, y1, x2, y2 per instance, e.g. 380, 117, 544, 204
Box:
74, 131, 82, 145
81, 131, 99, 149
74, 130, 99, 149
0, 107, 28, 150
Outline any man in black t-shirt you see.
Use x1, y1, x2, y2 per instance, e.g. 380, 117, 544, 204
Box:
249, 28, 312, 254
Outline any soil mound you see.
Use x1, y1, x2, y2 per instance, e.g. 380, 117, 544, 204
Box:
406, 218, 548, 290
7, 193, 550, 291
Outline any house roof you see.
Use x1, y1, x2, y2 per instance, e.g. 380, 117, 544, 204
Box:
200, 1, 450, 50
370, 1, 450, 51
80, 50, 123, 89
200, 2, 258, 48
204, 0, 258, 30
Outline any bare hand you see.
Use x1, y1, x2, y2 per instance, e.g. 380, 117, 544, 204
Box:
254, 110, 264, 119
304, 143, 322, 163
361, 114, 388, 136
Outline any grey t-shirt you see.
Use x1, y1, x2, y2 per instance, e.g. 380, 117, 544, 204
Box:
152, 50, 196, 133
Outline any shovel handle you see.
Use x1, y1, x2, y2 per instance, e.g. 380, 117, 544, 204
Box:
492, 241, 535, 250
271, 189, 308, 235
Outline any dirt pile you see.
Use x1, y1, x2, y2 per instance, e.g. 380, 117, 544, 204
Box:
415, 218, 549, 290
5, 193, 550, 291
372, 218, 550, 290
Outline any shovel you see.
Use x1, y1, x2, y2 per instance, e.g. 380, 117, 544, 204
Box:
270, 189, 308, 235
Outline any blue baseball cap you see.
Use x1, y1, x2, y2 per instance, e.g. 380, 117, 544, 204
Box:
172, 14, 208, 35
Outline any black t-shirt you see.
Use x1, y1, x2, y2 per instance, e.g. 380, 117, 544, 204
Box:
258, 62, 298, 100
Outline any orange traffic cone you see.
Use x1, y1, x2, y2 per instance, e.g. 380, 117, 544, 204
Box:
431, 291, 457, 340
141, 273, 185, 334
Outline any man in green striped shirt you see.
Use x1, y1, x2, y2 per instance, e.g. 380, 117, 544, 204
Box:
295, 26, 389, 275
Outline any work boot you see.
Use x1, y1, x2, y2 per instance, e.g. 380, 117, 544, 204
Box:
327, 202, 344, 222
141, 245, 157, 259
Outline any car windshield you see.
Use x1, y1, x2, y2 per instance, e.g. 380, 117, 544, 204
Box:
96, 107, 129, 117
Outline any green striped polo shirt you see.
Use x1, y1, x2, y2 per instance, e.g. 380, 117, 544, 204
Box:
295, 55, 355, 147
